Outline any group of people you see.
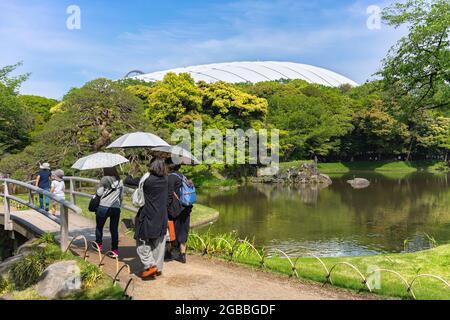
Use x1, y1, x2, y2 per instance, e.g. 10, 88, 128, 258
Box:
35, 157, 193, 280
35, 162, 66, 215
93, 157, 193, 280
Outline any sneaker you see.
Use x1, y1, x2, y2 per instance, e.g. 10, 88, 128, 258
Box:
175, 253, 186, 264
91, 242, 103, 252
164, 250, 173, 262
141, 266, 158, 279
107, 250, 119, 258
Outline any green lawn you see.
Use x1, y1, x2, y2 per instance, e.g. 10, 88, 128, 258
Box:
188, 232, 450, 300
72, 195, 218, 227
279, 160, 448, 174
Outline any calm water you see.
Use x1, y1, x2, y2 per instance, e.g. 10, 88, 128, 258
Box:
198, 172, 450, 257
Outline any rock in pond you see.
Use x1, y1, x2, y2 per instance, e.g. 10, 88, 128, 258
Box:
36, 260, 81, 299
347, 178, 370, 189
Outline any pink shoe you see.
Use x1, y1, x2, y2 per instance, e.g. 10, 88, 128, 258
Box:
91, 242, 103, 252
108, 250, 119, 258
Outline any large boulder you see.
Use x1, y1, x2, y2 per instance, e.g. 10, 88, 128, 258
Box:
36, 260, 81, 299
347, 178, 370, 189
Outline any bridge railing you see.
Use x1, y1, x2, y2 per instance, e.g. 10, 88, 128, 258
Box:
1, 178, 82, 250
63, 176, 138, 214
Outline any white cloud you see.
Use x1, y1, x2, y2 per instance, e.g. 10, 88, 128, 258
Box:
0, 0, 407, 98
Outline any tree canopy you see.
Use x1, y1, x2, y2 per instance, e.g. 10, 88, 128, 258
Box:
379, 0, 450, 114
0, 78, 149, 178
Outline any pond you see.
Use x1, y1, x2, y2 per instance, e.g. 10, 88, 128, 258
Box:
198, 172, 450, 257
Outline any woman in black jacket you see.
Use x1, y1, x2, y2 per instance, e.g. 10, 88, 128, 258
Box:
124, 158, 168, 279
166, 160, 193, 264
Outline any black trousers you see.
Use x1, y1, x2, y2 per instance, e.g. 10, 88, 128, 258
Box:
95, 206, 121, 251
174, 206, 192, 246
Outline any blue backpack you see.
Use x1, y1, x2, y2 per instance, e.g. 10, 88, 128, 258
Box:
172, 173, 197, 207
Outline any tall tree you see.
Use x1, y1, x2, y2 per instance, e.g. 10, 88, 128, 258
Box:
0, 63, 32, 156
0, 84, 32, 156
0, 78, 149, 179
0, 62, 29, 94
379, 0, 450, 114
18, 95, 58, 134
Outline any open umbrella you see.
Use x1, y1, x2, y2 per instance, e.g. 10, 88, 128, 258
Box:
151, 145, 200, 165
106, 132, 170, 149
71, 152, 129, 170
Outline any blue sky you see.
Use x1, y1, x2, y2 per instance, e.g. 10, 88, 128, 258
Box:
0, 0, 406, 99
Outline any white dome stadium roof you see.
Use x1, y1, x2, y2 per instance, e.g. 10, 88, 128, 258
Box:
134, 61, 357, 87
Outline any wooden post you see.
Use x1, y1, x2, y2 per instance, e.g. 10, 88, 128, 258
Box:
69, 178, 76, 205
3, 180, 13, 231
60, 205, 69, 251
28, 189, 35, 206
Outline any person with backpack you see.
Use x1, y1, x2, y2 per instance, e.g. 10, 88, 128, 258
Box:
92, 167, 123, 258
124, 158, 168, 279
166, 159, 196, 264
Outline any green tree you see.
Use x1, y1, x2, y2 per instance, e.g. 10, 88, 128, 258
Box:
411, 112, 450, 160
379, 0, 450, 114
0, 78, 149, 179
0, 63, 32, 156
0, 62, 29, 93
128, 73, 203, 132
0, 84, 32, 156
344, 100, 410, 160
18, 95, 58, 133
268, 84, 353, 159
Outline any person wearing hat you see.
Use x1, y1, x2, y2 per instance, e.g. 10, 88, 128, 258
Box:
50, 169, 65, 215
35, 162, 52, 211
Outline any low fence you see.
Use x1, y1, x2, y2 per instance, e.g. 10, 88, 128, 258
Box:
188, 233, 450, 300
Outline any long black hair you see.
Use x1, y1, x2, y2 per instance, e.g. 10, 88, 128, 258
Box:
103, 167, 120, 180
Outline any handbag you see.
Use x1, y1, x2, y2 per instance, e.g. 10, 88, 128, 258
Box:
88, 194, 101, 212
88, 186, 116, 213
132, 173, 150, 208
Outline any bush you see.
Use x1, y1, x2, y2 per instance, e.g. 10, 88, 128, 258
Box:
80, 263, 103, 289
9, 249, 49, 290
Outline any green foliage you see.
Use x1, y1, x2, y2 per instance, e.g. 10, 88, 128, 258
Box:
18, 95, 58, 133
342, 100, 410, 158
266, 82, 353, 159
0, 62, 29, 94
0, 83, 32, 156
0, 276, 11, 294
379, 0, 450, 113
35, 232, 57, 245
129, 73, 268, 134
0, 78, 150, 179
80, 263, 103, 289
10, 248, 49, 290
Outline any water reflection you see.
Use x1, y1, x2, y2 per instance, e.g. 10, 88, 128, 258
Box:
198, 172, 450, 257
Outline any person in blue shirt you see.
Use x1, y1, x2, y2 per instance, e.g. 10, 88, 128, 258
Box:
35, 162, 52, 211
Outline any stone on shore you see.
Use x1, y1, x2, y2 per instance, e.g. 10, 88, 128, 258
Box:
347, 178, 370, 189
35, 260, 81, 299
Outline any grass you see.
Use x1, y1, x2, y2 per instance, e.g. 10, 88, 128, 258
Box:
72, 195, 219, 228
187, 231, 450, 300
0, 233, 126, 300
278, 160, 448, 174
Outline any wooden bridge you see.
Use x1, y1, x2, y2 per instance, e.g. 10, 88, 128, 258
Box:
0, 176, 137, 249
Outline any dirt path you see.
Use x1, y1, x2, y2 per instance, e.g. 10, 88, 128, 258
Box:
85, 234, 377, 300
3, 208, 377, 300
